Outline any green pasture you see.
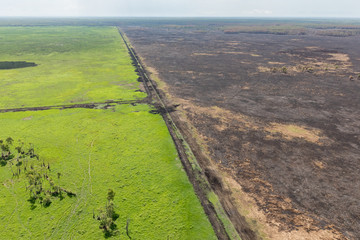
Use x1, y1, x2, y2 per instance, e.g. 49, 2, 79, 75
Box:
0, 26, 146, 109
0, 105, 216, 239
0, 26, 215, 239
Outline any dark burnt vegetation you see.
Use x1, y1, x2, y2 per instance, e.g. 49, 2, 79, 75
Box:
0, 61, 37, 70
1, 137, 75, 207
123, 19, 360, 239
149, 103, 179, 115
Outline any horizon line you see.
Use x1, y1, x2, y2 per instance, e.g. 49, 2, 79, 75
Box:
1, 16, 360, 19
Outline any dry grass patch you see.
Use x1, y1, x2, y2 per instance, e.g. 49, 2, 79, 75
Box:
266, 123, 323, 143
328, 53, 350, 62
207, 106, 257, 131
177, 100, 258, 132
313, 160, 326, 169
259, 49, 353, 75
145, 65, 171, 93
268, 61, 285, 65
223, 175, 341, 240
226, 41, 241, 46
222, 51, 247, 55
258, 66, 270, 73
178, 99, 328, 145
305, 46, 320, 50
192, 52, 217, 56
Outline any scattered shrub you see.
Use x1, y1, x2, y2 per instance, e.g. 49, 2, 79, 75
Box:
1, 137, 75, 207
306, 67, 314, 73
302, 66, 314, 73
95, 189, 119, 237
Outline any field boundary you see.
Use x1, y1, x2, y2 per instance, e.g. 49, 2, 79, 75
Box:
119, 28, 248, 240
0, 99, 147, 113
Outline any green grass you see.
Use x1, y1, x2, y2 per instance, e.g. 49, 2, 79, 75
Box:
0, 26, 146, 109
207, 192, 241, 240
0, 26, 216, 239
0, 105, 216, 239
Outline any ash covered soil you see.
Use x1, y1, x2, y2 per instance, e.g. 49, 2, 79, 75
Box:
121, 20, 360, 239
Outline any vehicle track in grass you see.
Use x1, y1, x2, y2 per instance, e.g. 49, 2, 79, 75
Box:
44, 132, 90, 239
49, 152, 89, 239
63, 136, 99, 239
3, 180, 33, 237
88, 139, 95, 195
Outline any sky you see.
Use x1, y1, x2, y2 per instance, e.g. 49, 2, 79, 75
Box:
0, 0, 359, 18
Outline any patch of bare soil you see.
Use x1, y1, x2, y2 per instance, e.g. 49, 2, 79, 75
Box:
122, 20, 360, 240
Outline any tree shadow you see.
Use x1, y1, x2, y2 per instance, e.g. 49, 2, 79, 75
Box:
104, 224, 118, 239
27, 197, 37, 210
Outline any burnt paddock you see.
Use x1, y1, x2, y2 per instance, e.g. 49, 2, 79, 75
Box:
122, 22, 360, 239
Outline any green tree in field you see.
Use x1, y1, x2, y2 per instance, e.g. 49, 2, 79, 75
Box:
107, 189, 115, 201
96, 189, 119, 237
1, 138, 76, 207
0, 138, 14, 163
1, 138, 37, 166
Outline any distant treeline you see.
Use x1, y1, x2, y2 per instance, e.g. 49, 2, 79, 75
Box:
223, 24, 360, 37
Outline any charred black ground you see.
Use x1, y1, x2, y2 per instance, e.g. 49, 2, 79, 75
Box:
121, 19, 360, 239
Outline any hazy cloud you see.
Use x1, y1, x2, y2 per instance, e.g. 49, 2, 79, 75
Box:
244, 9, 273, 16
0, 0, 359, 18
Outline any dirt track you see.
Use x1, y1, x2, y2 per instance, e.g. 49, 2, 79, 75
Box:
121, 21, 360, 239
